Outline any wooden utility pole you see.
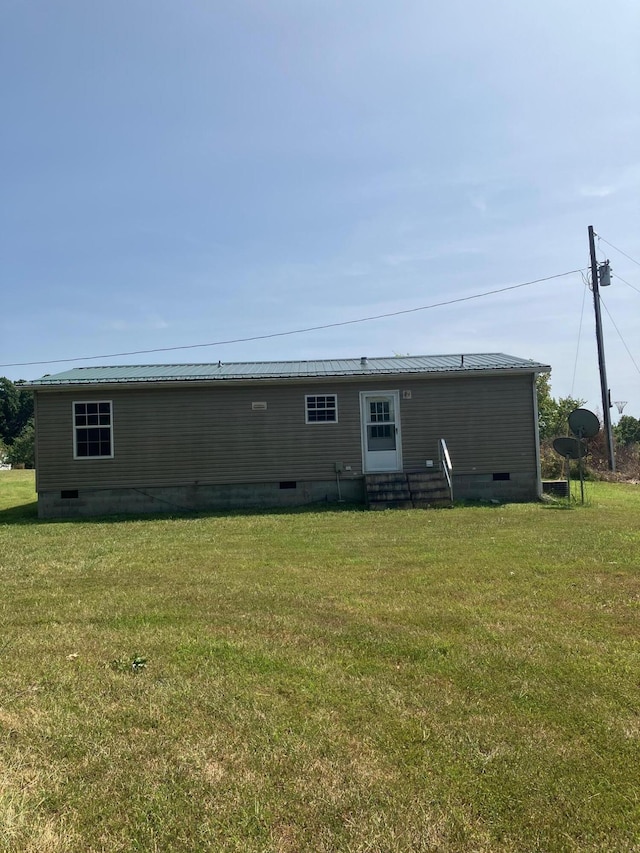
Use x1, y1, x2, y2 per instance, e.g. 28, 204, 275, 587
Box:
588, 225, 615, 471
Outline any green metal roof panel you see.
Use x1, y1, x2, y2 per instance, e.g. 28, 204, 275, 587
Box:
28, 354, 550, 386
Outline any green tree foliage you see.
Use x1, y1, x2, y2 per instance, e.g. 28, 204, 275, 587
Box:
6, 419, 35, 468
613, 415, 640, 447
0, 378, 35, 467
536, 374, 556, 439
0, 378, 19, 441
536, 374, 586, 440
0, 377, 34, 444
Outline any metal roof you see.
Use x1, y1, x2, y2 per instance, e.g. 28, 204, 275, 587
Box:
28, 354, 550, 387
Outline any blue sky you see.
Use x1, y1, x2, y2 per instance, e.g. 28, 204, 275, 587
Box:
2, 0, 639, 417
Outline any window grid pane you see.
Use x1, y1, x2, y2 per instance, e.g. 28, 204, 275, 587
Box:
306, 395, 337, 423
370, 424, 393, 439
74, 402, 112, 457
370, 401, 391, 423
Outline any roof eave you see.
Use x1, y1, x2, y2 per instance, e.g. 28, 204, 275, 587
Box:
29, 363, 551, 391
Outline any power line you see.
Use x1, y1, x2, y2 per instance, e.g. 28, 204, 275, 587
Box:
0, 267, 586, 369
597, 235, 640, 268
614, 273, 640, 295
600, 296, 640, 376
570, 275, 588, 397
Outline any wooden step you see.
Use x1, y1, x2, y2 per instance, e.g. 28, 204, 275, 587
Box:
366, 479, 412, 492
411, 489, 451, 501
365, 472, 452, 509
406, 471, 447, 483
368, 490, 412, 502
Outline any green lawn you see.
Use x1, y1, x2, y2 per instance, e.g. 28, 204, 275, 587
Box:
0, 471, 638, 852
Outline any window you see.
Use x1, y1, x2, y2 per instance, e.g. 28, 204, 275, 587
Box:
305, 394, 337, 423
73, 401, 113, 458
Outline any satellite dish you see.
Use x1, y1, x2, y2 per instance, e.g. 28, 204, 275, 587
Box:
568, 408, 600, 438
553, 437, 587, 460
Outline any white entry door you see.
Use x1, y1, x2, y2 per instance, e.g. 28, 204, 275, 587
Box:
360, 391, 402, 473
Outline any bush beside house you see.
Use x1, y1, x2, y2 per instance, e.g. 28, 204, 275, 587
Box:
537, 376, 640, 482
0, 377, 35, 468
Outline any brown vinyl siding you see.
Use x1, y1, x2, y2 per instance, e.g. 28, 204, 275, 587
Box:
34, 373, 537, 492
35, 383, 361, 491
398, 374, 536, 473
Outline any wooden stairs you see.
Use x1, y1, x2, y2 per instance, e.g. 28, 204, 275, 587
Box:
365, 471, 453, 510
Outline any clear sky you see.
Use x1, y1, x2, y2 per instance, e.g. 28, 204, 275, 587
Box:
2, 1, 639, 418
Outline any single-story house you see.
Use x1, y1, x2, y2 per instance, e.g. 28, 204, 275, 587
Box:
28, 353, 549, 518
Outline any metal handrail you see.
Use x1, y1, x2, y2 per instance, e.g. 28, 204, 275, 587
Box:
438, 438, 453, 503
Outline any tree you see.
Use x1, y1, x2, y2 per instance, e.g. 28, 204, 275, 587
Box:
0, 377, 19, 442
0, 378, 33, 445
614, 415, 640, 447
536, 374, 556, 439
536, 374, 586, 440
6, 419, 35, 468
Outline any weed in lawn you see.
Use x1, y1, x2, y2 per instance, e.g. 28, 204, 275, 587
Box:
109, 655, 148, 674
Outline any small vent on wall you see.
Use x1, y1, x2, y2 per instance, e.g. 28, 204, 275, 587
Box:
492, 472, 511, 481
279, 481, 297, 490
61, 489, 79, 499
252, 401, 267, 411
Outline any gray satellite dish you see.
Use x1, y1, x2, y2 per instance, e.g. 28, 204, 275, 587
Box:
553, 437, 587, 460
568, 408, 600, 438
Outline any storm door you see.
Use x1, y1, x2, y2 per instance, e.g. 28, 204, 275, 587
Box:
360, 391, 402, 473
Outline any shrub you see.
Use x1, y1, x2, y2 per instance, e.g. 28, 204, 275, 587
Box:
540, 441, 565, 479
6, 420, 35, 469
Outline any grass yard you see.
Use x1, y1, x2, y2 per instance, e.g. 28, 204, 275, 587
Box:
0, 471, 638, 852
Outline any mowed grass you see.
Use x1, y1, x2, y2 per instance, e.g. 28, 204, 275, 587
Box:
0, 472, 638, 852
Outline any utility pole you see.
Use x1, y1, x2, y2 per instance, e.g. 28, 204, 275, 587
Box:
588, 225, 615, 471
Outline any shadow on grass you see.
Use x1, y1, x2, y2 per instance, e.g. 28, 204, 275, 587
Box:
539, 497, 594, 510
1, 496, 554, 526
0, 501, 39, 524
0, 499, 369, 526
540, 502, 574, 510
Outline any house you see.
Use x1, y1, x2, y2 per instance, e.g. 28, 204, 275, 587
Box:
28, 353, 549, 518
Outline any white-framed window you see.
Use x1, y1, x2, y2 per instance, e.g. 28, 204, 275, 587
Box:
73, 401, 114, 458
305, 394, 338, 423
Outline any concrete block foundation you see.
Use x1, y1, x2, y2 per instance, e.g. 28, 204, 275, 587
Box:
38, 478, 366, 519
452, 471, 538, 502
37, 471, 539, 518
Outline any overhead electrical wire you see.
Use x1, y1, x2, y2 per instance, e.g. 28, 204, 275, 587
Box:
614, 273, 640, 295
599, 296, 640, 376
0, 267, 586, 369
596, 233, 640, 292
597, 235, 640, 268
570, 275, 588, 397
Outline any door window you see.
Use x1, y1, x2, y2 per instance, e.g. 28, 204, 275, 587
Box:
367, 398, 396, 450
